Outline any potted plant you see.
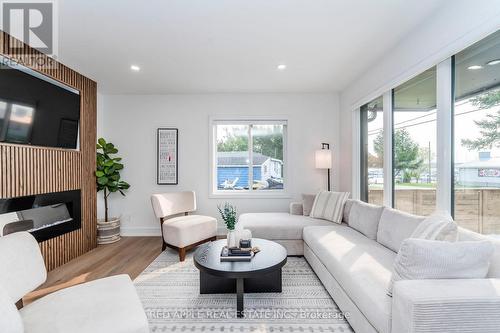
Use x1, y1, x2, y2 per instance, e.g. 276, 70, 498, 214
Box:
95, 138, 130, 244
217, 202, 238, 248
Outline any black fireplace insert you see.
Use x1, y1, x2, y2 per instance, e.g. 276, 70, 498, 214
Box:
0, 190, 81, 242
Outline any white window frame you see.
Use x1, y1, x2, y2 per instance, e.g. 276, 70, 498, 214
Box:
382, 91, 393, 207
436, 58, 453, 212
353, 26, 499, 215
209, 116, 289, 198
351, 108, 361, 200
356, 60, 453, 211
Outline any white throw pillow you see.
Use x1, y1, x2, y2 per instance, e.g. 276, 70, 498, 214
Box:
411, 211, 458, 241
348, 201, 384, 240
310, 191, 350, 224
376, 208, 425, 252
458, 227, 500, 278
0, 283, 23, 333
388, 238, 494, 296
342, 199, 355, 223
301, 194, 316, 216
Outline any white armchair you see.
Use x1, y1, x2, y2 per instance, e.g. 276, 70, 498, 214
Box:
0, 232, 149, 333
151, 191, 217, 261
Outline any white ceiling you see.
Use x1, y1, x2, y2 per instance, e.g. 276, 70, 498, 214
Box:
56, 0, 448, 94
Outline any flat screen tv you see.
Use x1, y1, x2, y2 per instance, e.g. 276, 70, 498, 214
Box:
0, 63, 80, 149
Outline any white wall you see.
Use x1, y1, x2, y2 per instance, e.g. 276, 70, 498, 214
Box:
98, 93, 339, 235
338, 0, 500, 194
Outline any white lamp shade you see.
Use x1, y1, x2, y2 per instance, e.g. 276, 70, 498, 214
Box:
315, 149, 332, 169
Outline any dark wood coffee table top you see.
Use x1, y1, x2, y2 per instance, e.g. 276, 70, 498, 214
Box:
194, 238, 287, 279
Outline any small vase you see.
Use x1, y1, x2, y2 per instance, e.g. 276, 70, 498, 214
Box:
227, 230, 237, 248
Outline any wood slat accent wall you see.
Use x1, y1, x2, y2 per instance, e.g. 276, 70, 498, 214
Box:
0, 31, 97, 270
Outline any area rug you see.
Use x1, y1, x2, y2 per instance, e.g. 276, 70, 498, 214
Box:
134, 248, 353, 332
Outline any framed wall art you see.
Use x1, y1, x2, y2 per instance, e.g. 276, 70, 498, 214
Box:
157, 128, 178, 185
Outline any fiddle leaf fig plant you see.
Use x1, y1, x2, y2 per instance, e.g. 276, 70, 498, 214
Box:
96, 138, 130, 222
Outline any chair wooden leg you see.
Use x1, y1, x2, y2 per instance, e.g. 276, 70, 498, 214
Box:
160, 218, 167, 252
179, 247, 186, 261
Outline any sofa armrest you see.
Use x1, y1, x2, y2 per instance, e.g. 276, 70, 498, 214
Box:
289, 202, 303, 215
392, 278, 500, 333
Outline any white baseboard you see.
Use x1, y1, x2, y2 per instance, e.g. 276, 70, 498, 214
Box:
121, 227, 228, 237
120, 227, 161, 237
120, 227, 227, 237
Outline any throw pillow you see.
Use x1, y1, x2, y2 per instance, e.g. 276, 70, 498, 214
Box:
376, 208, 425, 252
342, 199, 355, 223
310, 191, 350, 224
458, 227, 500, 278
348, 201, 384, 240
302, 194, 316, 216
388, 238, 494, 296
411, 211, 458, 241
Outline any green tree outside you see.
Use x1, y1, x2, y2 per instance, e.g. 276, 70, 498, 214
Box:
217, 126, 284, 161
217, 134, 248, 152
462, 89, 500, 150
374, 129, 423, 183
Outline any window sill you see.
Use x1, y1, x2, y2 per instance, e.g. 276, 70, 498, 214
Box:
209, 191, 292, 199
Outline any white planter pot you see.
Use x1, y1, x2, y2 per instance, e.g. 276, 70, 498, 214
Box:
227, 230, 237, 248
97, 217, 121, 245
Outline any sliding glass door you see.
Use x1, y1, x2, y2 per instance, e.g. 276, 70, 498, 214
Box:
392, 68, 437, 215
453, 30, 500, 235
358, 30, 500, 237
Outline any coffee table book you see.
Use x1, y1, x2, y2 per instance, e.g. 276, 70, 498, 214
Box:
220, 246, 254, 262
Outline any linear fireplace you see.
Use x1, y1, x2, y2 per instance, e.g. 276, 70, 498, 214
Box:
0, 190, 81, 242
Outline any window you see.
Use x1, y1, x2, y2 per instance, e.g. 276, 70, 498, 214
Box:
212, 120, 286, 194
392, 67, 437, 215
360, 96, 383, 205
453, 30, 500, 236
357, 30, 500, 233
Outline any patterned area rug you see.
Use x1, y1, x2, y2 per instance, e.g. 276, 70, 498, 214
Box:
134, 248, 353, 332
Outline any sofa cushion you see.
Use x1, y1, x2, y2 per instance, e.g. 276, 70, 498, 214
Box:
0, 283, 23, 333
162, 215, 217, 248
458, 227, 500, 278
376, 208, 425, 252
303, 225, 396, 333
310, 191, 350, 223
410, 211, 458, 241
348, 201, 384, 240
237, 213, 333, 240
289, 202, 304, 215
21, 275, 149, 333
302, 193, 316, 216
342, 199, 355, 223
389, 239, 494, 295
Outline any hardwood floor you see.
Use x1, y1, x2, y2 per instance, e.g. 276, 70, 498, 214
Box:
24, 236, 162, 304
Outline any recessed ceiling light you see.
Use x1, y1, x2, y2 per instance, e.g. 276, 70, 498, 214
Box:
487, 59, 500, 66
130, 65, 141, 71
467, 65, 483, 70
277, 64, 287, 71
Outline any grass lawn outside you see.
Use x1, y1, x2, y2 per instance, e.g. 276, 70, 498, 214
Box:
370, 183, 500, 190
369, 183, 437, 190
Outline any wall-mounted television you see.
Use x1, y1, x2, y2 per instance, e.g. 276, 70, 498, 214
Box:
0, 62, 81, 149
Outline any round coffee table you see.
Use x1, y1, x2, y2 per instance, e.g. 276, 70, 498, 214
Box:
194, 238, 287, 317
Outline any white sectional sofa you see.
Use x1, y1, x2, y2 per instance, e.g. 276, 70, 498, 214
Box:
237, 199, 500, 333
237, 212, 333, 255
